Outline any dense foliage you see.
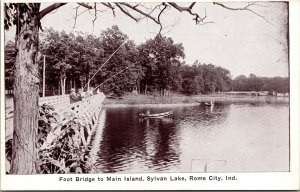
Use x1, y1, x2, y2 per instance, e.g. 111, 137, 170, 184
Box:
138, 34, 185, 94
232, 74, 289, 93
6, 104, 95, 174
181, 61, 232, 95
4, 26, 289, 96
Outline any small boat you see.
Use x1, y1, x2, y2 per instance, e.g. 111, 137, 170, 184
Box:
139, 111, 173, 118
204, 101, 213, 106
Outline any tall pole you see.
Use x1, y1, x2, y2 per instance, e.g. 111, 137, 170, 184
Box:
43, 55, 46, 97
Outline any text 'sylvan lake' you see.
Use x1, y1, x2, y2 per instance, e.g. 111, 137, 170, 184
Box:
90, 100, 289, 173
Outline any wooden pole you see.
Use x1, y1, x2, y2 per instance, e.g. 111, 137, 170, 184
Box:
43, 55, 46, 97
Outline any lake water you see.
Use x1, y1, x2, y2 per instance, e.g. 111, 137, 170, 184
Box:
90, 101, 289, 173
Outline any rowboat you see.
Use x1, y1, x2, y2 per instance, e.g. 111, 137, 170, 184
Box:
139, 111, 173, 118
204, 101, 213, 106
197, 101, 213, 106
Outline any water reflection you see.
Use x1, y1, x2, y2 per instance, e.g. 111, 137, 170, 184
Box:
176, 102, 230, 127
92, 101, 289, 173
94, 103, 231, 173
95, 107, 182, 172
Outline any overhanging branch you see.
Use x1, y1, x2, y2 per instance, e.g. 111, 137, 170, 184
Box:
39, 3, 67, 19
77, 3, 93, 9
101, 3, 116, 16
213, 2, 273, 26
118, 2, 160, 24
158, 3, 168, 34
115, 3, 139, 22
167, 2, 205, 24
40, 2, 273, 36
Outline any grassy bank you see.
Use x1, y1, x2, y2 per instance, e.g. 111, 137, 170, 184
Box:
103, 93, 289, 106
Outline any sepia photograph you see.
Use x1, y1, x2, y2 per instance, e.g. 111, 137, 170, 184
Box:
1, 0, 299, 190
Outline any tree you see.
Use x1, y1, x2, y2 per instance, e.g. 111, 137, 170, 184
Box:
181, 62, 232, 95
4, 2, 270, 174
261, 76, 289, 93
41, 29, 76, 95
138, 35, 185, 96
95, 25, 139, 95
5, 4, 43, 174
233, 75, 248, 91
54, 61, 72, 95
71, 33, 100, 89
247, 74, 263, 91
4, 41, 16, 95
232, 74, 289, 92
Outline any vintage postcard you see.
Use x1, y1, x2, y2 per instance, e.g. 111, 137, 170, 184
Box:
1, 0, 299, 190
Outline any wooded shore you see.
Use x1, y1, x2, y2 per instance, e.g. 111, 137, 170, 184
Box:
103, 93, 289, 106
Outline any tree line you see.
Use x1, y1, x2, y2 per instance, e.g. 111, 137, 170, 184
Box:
5, 25, 289, 97
232, 74, 289, 93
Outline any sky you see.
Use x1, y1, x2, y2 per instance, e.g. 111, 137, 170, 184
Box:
4, 2, 289, 78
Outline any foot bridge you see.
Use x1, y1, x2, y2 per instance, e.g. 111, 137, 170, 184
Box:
5, 92, 106, 144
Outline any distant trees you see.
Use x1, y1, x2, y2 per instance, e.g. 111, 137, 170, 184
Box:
37, 26, 142, 96
232, 75, 248, 91
5, 26, 289, 98
181, 61, 232, 95
247, 74, 264, 92
232, 74, 289, 93
232, 74, 263, 92
40, 28, 102, 95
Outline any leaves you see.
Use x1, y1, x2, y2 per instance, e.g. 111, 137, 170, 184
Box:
138, 35, 185, 92
181, 62, 232, 94
4, 3, 40, 31
232, 75, 289, 93
5, 101, 94, 174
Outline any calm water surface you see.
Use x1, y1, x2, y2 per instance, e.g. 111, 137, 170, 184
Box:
90, 100, 289, 173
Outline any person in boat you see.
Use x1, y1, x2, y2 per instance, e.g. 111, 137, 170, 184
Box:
69, 88, 78, 104
146, 110, 150, 116
205, 101, 213, 106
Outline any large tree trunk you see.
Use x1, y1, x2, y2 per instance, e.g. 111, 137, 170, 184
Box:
11, 12, 40, 174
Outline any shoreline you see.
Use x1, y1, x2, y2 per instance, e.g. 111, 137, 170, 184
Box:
103, 94, 289, 106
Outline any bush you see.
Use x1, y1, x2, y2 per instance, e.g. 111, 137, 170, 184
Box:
6, 104, 95, 174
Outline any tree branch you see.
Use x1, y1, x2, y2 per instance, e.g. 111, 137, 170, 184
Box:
115, 3, 139, 22
91, 3, 97, 34
101, 3, 116, 17
167, 2, 205, 24
73, 6, 80, 28
213, 2, 273, 26
77, 3, 93, 9
189, 2, 196, 9
39, 3, 67, 19
118, 2, 160, 24
40, 2, 272, 37
158, 3, 168, 34
161, 18, 181, 35
168, 2, 195, 12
